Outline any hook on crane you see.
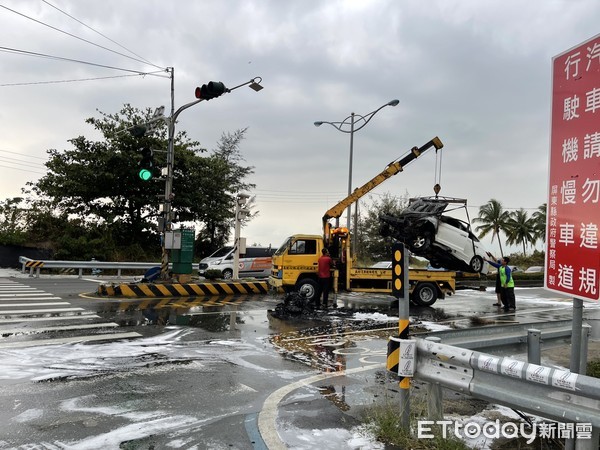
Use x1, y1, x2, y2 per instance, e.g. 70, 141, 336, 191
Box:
433, 145, 443, 198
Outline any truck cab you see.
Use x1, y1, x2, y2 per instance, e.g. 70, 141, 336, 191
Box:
270, 234, 324, 299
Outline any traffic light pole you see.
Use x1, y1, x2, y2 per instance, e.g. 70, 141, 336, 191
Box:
159, 72, 264, 280
160, 67, 176, 279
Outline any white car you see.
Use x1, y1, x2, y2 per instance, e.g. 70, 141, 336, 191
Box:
380, 198, 491, 273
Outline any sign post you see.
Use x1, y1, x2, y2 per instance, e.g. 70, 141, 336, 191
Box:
386, 243, 411, 429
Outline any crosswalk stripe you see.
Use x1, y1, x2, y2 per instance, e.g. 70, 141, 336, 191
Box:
0, 314, 99, 324
0, 293, 57, 297
0, 287, 39, 291
0, 302, 70, 307
0, 332, 142, 349
0, 279, 142, 348
0, 307, 84, 314
1, 322, 120, 336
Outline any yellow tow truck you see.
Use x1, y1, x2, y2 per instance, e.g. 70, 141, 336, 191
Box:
269, 137, 456, 306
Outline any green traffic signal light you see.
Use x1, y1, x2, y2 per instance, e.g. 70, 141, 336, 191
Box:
138, 147, 154, 181
139, 168, 153, 181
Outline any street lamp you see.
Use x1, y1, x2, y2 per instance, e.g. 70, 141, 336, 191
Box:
158, 72, 264, 279
314, 99, 399, 232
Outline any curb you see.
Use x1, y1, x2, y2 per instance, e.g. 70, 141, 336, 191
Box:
97, 280, 269, 297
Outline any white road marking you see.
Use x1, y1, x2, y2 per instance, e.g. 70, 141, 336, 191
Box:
258, 363, 384, 450
0, 307, 84, 314
0, 302, 70, 307
0, 314, 99, 324
0, 322, 120, 336
0, 332, 143, 349
0, 293, 56, 297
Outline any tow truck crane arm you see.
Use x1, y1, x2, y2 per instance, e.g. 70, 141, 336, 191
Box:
322, 136, 444, 235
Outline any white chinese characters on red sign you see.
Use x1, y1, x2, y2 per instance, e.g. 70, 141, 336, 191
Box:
546, 34, 600, 301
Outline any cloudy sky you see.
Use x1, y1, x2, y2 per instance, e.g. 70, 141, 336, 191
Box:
1, 0, 599, 254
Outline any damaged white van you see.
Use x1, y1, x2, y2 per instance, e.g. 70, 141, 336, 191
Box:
198, 245, 275, 279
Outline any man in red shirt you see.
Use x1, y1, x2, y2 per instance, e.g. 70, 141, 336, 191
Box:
317, 248, 335, 309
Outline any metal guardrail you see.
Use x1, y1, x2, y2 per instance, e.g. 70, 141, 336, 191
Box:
417, 319, 574, 350
18, 256, 171, 278
414, 338, 600, 427
386, 321, 598, 447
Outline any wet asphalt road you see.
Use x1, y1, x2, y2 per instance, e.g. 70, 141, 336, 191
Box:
0, 275, 598, 449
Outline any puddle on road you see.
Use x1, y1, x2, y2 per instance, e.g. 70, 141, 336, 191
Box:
268, 316, 395, 373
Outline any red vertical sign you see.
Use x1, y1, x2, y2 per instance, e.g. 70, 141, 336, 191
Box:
546, 34, 600, 301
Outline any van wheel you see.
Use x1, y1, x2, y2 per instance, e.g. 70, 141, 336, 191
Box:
412, 232, 431, 252
412, 282, 438, 306
222, 269, 233, 279
296, 278, 319, 301
470, 256, 484, 273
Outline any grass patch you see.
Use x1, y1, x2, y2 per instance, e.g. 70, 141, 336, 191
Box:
587, 358, 600, 378
362, 400, 470, 449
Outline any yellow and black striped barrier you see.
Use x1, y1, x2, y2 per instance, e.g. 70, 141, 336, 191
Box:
25, 260, 45, 269
97, 280, 269, 298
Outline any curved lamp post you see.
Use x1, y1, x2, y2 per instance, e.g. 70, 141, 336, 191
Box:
314, 99, 399, 231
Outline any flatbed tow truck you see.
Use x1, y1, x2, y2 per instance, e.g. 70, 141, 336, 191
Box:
268, 137, 456, 306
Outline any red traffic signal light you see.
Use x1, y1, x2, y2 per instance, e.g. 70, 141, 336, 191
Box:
195, 81, 227, 100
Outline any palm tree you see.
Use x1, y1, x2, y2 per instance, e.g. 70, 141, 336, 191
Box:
531, 203, 547, 247
473, 199, 511, 257
505, 208, 536, 256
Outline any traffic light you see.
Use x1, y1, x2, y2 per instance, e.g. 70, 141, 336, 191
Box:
130, 125, 147, 138
138, 147, 154, 181
195, 81, 227, 100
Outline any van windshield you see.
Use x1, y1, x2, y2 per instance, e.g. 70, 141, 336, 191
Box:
210, 247, 233, 258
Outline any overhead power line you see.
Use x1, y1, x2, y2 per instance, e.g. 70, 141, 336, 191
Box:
0, 155, 45, 169
0, 3, 165, 70
40, 0, 159, 68
0, 163, 46, 175
0, 148, 47, 160
0, 46, 165, 76
0, 71, 168, 87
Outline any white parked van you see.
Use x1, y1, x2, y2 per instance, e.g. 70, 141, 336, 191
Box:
198, 246, 275, 279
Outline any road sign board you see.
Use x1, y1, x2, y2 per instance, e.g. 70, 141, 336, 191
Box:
546, 33, 600, 301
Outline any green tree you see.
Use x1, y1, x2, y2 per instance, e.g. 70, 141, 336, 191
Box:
0, 197, 27, 245
356, 192, 409, 262
531, 203, 547, 246
193, 130, 256, 258
27, 104, 254, 260
473, 199, 511, 257
505, 208, 536, 256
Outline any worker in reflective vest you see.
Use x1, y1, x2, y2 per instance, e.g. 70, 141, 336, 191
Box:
487, 256, 516, 312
